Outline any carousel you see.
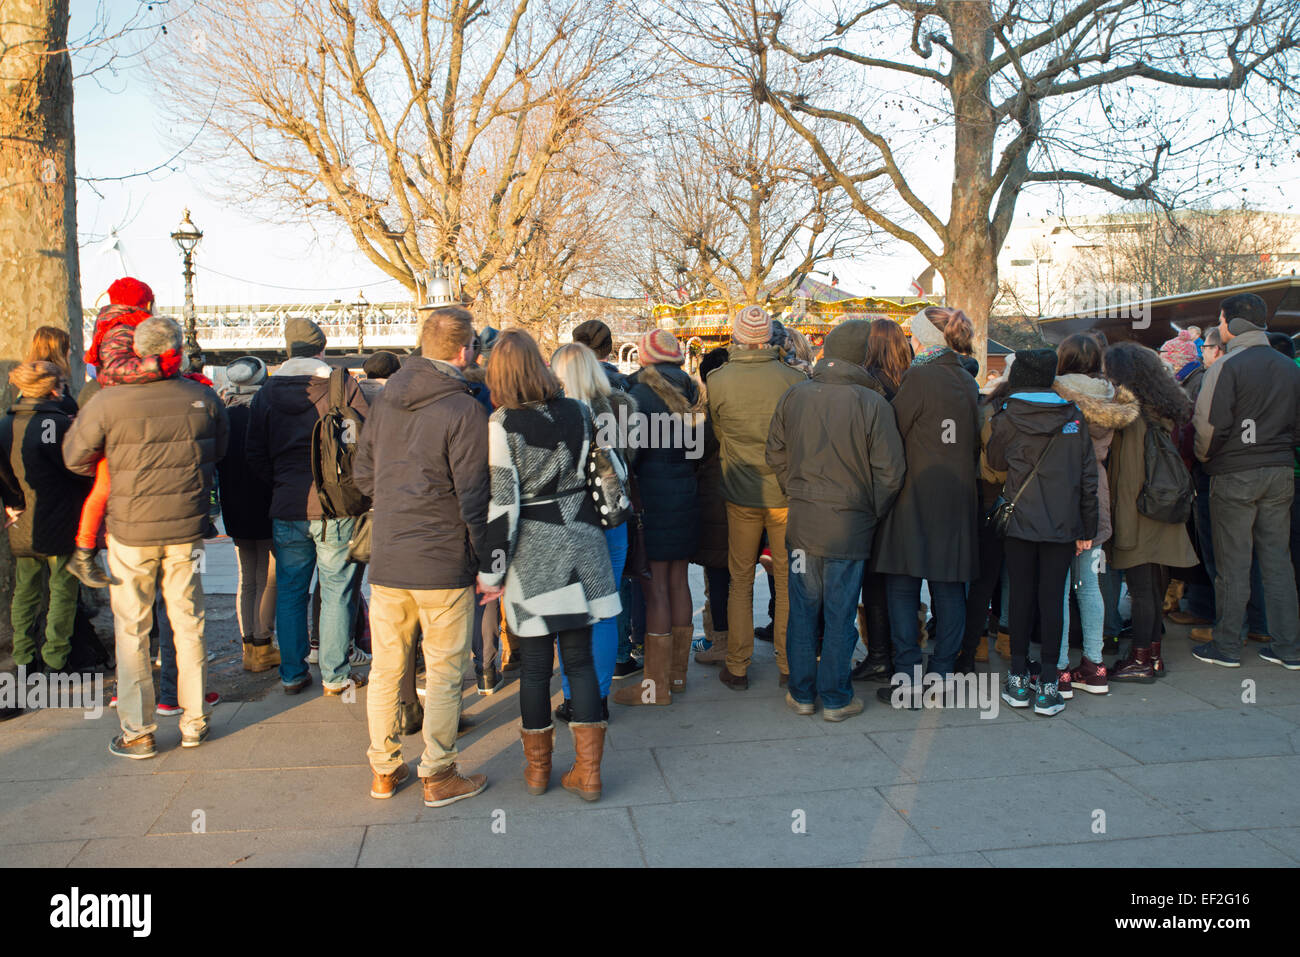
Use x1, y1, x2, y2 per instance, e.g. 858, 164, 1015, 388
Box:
620, 292, 942, 369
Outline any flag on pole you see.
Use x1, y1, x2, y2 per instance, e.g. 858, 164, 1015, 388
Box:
909, 277, 924, 298
830, 273, 839, 288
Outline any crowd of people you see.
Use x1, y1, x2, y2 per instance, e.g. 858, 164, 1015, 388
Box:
3, 276, 1300, 809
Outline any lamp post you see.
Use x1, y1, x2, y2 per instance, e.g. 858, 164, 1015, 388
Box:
170, 209, 203, 356
422, 261, 458, 309
352, 290, 368, 354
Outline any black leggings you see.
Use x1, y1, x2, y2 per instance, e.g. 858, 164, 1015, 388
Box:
1005, 538, 1074, 683
704, 565, 730, 631
963, 522, 1005, 654
519, 627, 601, 730
1125, 563, 1169, 652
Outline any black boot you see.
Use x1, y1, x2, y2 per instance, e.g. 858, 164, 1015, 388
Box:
554, 699, 573, 723
69, 547, 111, 588
852, 603, 893, 682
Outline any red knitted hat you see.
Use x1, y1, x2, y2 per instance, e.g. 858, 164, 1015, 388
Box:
1159, 326, 1201, 371
107, 277, 155, 309
638, 329, 684, 366
732, 304, 771, 345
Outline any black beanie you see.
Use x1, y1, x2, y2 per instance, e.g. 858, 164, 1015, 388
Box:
1006, 348, 1057, 391
363, 350, 401, 379
822, 320, 871, 365
285, 317, 327, 358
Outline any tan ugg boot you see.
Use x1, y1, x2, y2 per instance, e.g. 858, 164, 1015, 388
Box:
561, 721, 607, 802
520, 725, 554, 796
669, 625, 693, 693
612, 632, 672, 706
695, 627, 727, 664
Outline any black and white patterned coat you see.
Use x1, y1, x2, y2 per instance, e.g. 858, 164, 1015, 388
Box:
478, 397, 621, 637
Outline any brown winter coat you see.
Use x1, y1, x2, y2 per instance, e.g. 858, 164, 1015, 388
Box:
1052, 375, 1139, 548
1106, 412, 1197, 570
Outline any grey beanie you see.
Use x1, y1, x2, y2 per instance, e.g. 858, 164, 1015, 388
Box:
226, 356, 267, 388
285, 316, 327, 358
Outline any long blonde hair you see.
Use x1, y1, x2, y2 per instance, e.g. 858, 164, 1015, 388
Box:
550, 342, 611, 406
26, 326, 71, 382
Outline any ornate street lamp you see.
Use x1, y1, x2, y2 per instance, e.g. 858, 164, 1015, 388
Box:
352, 290, 368, 354
170, 209, 203, 356
421, 260, 458, 309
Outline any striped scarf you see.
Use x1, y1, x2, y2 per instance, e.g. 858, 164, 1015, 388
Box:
911, 344, 949, 367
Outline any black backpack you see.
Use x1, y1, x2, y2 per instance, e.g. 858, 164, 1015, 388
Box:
1137, 417, 1194, 524
310, 367, 370, 518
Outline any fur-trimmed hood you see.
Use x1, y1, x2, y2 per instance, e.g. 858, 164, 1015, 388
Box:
1053, 374, 1140, 431
636, 363, 700, 415
590, 386, 637, 422
462, 362, 486, 385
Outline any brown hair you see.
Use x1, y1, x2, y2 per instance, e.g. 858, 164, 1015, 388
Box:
8, 360, 62, 399
420, 306, 475, 361
1056, 333, 1103, 377
486, 329, 562, 409
26, 326, 71, 381
864, 319, 912, 393
933, 307, 974, 355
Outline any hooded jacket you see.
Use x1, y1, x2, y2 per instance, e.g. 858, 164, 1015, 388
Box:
1108, 412, 1197, 570
63, 376, 229, 547
987, 391, 1099, 544
245, 358, 369, 521
766, 357, 906, 561
353, 357, 490, 590
1051, 375, 1139, 547
1193, 328, 1300, 474
706, 347, 806, 508
87, 304, 169, 386
217, 388, 273, 541
0, 397, 94, 556
627, 363, 702, 561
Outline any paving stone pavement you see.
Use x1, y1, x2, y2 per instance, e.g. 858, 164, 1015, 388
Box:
2, 552, 1299, 867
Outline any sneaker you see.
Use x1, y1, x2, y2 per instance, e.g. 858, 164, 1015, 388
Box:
1073, 656, 1110, 695
1056, 667, 1074, 700
205, 691, 221, 707
323, 673, 369, 696
108, 733, 156, 759
109, 695, 117, 709
181, 725, 210, 748
822, 697, 865, 722
307, 640, 319, 665
370, 763, 411, 799
1258, 645, 1300, 670
754, 623, 774, 643
613, 657, 644, 679
477, 666, 502, 696
1034, 680, 1065, 716
784, 692, 815, 716
1001, 673, 1032, 708
422, 764, 488, 808
348, 645, 373, 667
1192, 642, 1241, 668
156, 701, 183, 716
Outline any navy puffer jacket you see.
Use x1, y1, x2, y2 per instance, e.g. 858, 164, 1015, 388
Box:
628, 364, 701, 562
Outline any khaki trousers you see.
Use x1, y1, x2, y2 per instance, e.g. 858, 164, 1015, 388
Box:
725, 503, 790, 676
366, 584, 473, 778
107, 537, 207, 740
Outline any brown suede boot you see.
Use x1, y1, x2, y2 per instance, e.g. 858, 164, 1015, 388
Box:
612, 632, 672, 706
520, 725, 554, 796
669, 625, 693, 693
561, 721, 607, 802
242, 638, 281, 673
974, 635, 989, 663
421, 763, 488, 808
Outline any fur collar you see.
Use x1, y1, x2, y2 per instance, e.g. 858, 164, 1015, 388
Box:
637, 364, 700, 415
1053, 376, 1140, 430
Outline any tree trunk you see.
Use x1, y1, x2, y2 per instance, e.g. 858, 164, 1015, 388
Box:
0, 0, 81, 663
940, 0, 998, 377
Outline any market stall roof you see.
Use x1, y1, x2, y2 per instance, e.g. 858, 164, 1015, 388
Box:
1037, 275, 1300, 347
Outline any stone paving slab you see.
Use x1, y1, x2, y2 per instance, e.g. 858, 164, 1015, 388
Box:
1110, 755, 1300, 832
0, 774, 191, 844
981, 830, 1296, 867
70, 827, 368, 868
1062, 708, 1298, 764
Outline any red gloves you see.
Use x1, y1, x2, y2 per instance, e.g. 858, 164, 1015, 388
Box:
158, 349, 182, 378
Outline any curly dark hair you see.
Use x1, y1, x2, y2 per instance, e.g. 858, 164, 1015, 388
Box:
1103, 341, 1192, 425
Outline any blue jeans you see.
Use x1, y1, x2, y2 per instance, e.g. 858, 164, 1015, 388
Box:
1060, 545, 1105, 667
787, 553, 864, 708
561, 524, 627, 699
273, 518, 363, 689
617, 577, 645, 663
1100, 566, 1125, 637
887, 575, 966, 678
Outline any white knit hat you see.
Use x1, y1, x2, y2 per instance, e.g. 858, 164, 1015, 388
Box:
908, 308, 946, 351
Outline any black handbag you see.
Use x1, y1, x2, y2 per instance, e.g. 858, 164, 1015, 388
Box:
986, 433, 1059, 539
346, 510, 373, 563
585, 413, 631, 529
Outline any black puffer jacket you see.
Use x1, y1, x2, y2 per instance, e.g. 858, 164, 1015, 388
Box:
63, 376, 229, 547
0, 397, 93, 557
766, 358, 906, 561
628, 364, 701, 562
217, 391, 273, 540
986, 391, 1099, 544
353, 358, 490, 590
245, 359, 370, 521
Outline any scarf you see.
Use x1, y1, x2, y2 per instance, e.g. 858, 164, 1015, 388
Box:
1174, 360, 1202, 383
911, 344, 949, 367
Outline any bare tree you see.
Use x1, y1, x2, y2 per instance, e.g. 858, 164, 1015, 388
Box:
1067, 204, 1300, 298
0, 0, 82, 660
154, 0, 637, 304
648, 0, 1300, 371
